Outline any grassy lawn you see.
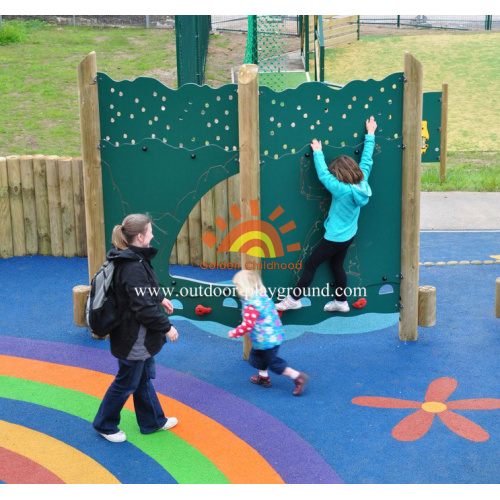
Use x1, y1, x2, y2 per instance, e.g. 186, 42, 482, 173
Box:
1, 22, 498, 191
323, 32, 500, 191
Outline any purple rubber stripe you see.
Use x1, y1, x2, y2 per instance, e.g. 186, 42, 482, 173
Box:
0, 336, 343, 484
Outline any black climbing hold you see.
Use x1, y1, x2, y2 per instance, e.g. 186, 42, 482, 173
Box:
355, 150, 360, 155
383, 276, 387, 281
171, 281, 177, 286
142, 146, 147, 151
305, 152, 310, 157
191, 154, 196, 159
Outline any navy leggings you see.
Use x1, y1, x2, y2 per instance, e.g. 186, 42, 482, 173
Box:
291, 237, 354, 301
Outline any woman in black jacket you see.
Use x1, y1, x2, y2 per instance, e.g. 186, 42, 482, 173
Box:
93, 214, 179, 443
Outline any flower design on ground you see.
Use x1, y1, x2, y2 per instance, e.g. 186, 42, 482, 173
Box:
352, 377, 500, 442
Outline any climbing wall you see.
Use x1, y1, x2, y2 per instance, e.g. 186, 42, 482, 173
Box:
97, 72, 404, 327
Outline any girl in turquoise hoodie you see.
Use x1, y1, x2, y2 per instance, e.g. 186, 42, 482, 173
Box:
277, 117, 377, 313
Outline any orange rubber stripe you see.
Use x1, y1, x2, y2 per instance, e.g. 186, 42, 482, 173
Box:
0, 355, 283, 484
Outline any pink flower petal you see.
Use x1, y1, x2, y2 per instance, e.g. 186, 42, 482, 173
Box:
352, 396, 422, 409
446, 399, 500, 410
425, 377, 458, 403
438, 410, 489, 442
392, 410, 435, 441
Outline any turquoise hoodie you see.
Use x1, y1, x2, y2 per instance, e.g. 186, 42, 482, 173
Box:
313, 134, 375, 242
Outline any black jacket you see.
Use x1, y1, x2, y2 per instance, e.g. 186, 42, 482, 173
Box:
107, 245, 171, 360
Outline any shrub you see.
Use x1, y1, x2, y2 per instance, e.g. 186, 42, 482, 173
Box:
0, 19, 45, 46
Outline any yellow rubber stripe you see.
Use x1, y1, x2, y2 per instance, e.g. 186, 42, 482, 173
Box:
0, 420, 120, 484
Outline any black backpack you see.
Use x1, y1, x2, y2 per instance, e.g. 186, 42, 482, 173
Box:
85, 260, 121, 338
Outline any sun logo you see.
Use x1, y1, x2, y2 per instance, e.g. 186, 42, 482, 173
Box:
201, 200, 301, 258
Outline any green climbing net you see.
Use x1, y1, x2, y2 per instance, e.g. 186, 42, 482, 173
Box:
243, 15, 285, 90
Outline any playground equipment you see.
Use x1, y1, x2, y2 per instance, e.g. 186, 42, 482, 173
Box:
75, 47, 429, 351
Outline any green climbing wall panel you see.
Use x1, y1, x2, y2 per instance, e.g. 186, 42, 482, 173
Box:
422, 91, 443, 163
97, 72, 404, 327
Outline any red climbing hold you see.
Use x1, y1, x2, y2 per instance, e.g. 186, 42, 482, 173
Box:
195, 305, 212, 316
277, 310, 284, 318
352, 298, 367, 309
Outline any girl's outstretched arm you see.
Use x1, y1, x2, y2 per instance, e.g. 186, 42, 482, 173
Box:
228, 305, 260, 338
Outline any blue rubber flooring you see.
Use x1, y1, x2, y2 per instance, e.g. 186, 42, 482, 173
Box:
0, 231, 498, 484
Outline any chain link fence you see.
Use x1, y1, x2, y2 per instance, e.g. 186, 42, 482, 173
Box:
0, 15, 175, 28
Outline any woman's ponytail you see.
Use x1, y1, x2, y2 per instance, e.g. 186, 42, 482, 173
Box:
111, 214, 152, 249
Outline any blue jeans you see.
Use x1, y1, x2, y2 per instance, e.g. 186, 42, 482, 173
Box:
249, 345, 287, 374
93, 357, 168, 435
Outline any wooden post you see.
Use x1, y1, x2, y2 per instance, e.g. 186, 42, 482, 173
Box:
214, 179, 229, 265
439, 83, 448, 182
72, 157, 87, 257
188, 201, 202, 266
169, 240, 178, 265
201, 187, 217, 265
495, 278, 500, 319
33, 155, 52, 256
20, 155, 38, 255
46, 155, 64, 257
238, 64, 260, 360
6, 156, 26, 257
78, 51, 106, 281
228, 174, 240, 265
418, 285, 436, 327
73, 285, 90, 326
399, 52, 424, 342
176, 220, 190, 265
58, 156, 77, 257
0, 157, 14, 258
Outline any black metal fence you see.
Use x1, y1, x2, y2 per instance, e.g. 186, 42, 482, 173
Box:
359, 15, 499, 31
2, 14, 497, 33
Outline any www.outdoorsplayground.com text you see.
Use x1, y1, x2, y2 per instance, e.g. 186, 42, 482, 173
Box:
134, 285, 367, 301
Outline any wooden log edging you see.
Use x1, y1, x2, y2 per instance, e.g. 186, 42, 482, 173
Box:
0, 154, 88, 259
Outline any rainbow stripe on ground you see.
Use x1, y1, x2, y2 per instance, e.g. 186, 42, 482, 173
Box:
0, 336, 341, 484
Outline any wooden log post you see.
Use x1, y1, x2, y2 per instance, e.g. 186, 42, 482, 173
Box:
238, 64, 260, 360
33, 155, 51, 255
0, 157, 14, 258
418, 285, 436, 327
77, 52, 106, 329
73, 285, 91, 327
495, 277, 500, 319
176, 221, 190, 265
20, 155, 38, 255
169, 240, 178, 265
200, 187, 217, 265
77, 51, 106, 281
228, 174, 241, 265
72, 157, 87, 257
214, 179, 229, 265
58, 156, 77, 257
46, 155, 64, 257
439, 83, 449, 183
399, 52, 424, 342
188, 201, 202, 266
7, 156, 26, 257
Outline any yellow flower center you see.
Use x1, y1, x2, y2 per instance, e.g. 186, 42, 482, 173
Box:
421, 401, 447, 413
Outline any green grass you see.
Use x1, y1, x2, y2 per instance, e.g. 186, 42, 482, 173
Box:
0, 26, 498, 191
322, 32, 500, 191
0, 25, 181, 156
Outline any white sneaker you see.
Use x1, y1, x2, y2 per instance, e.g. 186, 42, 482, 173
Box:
276, 295, 302, 311
324, 300, 350, 313
99, 430, 127, 443
161, 417, 178, 430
